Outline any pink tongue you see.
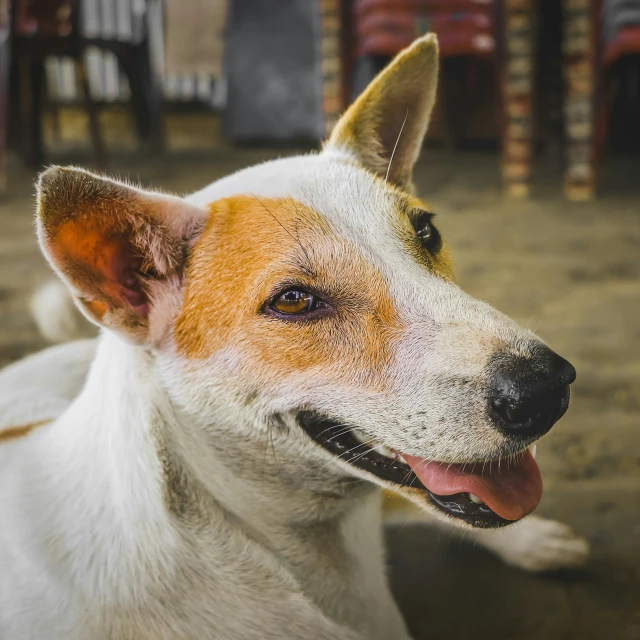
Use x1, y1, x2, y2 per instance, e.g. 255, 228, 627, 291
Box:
403, 450, 542, 521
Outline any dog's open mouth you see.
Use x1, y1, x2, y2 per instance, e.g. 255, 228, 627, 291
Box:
298, 412, 542, 529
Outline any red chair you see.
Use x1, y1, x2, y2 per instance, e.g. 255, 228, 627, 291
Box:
353, 0, 496, 60
346, 0, 499, 148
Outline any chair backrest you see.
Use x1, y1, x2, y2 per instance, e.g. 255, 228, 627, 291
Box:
13, 0, 80, 38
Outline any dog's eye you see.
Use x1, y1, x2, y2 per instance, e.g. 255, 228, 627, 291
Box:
412, 210, 441, 252
270, 289, 318, 315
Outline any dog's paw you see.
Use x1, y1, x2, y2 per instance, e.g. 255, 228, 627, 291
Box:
489, 516, 590, 572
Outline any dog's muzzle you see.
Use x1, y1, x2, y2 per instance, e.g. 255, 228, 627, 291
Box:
296, 346, 576, 529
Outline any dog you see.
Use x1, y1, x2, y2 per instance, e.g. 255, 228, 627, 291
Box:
0, 34, 589, 640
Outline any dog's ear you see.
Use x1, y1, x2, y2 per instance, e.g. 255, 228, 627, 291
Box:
325, 34, 439, 188
36, 166, 206, 342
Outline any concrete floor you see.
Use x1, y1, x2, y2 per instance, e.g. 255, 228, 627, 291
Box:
0, 140, 638, 639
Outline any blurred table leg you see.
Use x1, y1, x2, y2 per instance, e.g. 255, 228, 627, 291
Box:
563, 0, 597, 201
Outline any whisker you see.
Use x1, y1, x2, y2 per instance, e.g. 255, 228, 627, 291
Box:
317, 435, 386, 474
316, 423, 353, 440
317, 441, 372, 474
385, 108, 409, 183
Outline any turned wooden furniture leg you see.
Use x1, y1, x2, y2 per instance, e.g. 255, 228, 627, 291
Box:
501, 0, 537, 200
594, 70, 616, 166
17, 56, 45, 168
28, 59, 45, 167
320, 0, 344, 137
563, 0, 597, 201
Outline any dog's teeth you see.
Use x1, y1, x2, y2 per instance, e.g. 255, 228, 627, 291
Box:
395, 453, 407, 465
351, 429, 370, 445
529, 444, 537, 459
376, 445, 396, 459
350, 429, 398, 459
468, 493, 484, 505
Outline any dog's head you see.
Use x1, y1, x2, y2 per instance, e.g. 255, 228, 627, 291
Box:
35, 35, 575, 528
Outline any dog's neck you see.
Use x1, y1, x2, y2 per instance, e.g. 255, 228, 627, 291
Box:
49, 332, 378, 605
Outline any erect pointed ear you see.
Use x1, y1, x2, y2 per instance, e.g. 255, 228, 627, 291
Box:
325, 34, 439, 188
36, 166, 207, 342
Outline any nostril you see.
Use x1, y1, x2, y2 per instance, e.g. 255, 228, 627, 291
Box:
491, 386, 567, 432
492, 395, 535, 426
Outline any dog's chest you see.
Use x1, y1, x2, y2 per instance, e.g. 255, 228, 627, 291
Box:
128, 491, 404, 640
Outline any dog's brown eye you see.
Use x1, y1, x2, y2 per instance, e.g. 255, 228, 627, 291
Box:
271, 290, 316, 315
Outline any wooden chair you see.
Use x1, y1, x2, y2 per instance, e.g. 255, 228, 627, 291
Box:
9, 0, 163, 169
349, 0, 499, 143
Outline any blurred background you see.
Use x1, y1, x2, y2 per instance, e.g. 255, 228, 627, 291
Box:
0, 1, 638, 638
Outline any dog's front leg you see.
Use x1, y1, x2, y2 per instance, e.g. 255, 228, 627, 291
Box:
383, 493, 589, 572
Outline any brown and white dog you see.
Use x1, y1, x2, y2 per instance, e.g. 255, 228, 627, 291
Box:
0, 35, 588, 640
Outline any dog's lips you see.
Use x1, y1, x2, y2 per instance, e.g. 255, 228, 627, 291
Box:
296, 411, 542, 527
402, 450, 542, 521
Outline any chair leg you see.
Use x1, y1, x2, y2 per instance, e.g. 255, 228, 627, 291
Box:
21, 59, 45, 168
437, 66, 456, 151
47, 91, 62, 146
594, 72, 616, 166
0, 5, 10, 194
75, 58, 106, 168
117, 42, 164, 153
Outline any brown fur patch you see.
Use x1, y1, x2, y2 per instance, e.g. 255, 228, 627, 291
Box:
0, 420, 51, 443
175, 196, 404, 391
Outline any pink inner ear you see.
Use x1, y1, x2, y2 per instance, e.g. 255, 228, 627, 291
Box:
106, 240, 150, 319
54, 220, 150, 320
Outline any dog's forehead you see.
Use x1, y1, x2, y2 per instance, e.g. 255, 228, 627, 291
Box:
188, 153, 401, 246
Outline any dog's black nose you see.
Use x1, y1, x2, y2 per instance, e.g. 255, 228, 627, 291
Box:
490, 347, 576, 439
